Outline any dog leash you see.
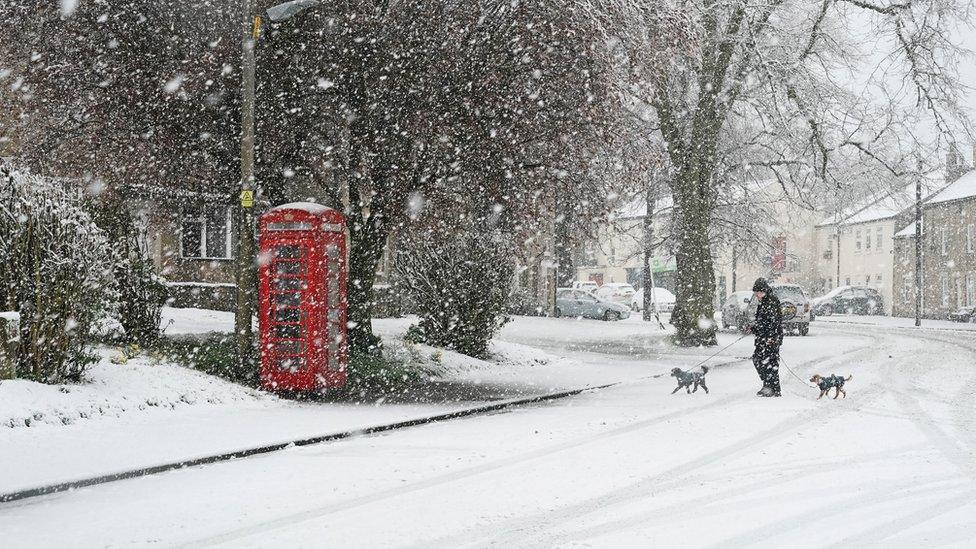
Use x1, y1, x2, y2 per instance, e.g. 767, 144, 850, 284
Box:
687, 334, 747, 371
778, 355, 818, 389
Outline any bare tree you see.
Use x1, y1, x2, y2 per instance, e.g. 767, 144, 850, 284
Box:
585, 0, 973, 345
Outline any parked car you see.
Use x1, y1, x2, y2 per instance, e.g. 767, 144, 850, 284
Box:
811, 285, 884, 316
631, 287, 676, 312
593, 283, 636, 306
720, 290, 755, 329
555, 288, 631, 321
742, 283, 812, 336
948, 306, 976, 322
572, 280, 599, 293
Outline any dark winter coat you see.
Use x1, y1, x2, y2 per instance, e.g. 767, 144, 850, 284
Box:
753, 292, 783, 344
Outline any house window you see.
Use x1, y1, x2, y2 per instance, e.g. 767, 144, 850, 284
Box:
865, 275, 871, 285
940, 227, 948, 256
876, 273, 883, 285
181, 207, 234, 259
845, 276, 851, 285
876, 227, 883, 252
855, 230, 862, 252
967, 225, 974, 254
865, 228, 872, 250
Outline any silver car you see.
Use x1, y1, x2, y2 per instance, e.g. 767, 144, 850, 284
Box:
721, 290, 754, 329
555, 288, 631, 321
742, 283, 812, 336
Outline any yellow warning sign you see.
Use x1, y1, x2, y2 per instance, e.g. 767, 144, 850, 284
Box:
241, 190, 255, 208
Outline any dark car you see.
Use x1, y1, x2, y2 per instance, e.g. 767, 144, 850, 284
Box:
811, 285, 884, 316
948, 306, 976, 323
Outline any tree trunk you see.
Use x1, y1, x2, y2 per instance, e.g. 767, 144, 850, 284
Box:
346, 213, 387, 354
670, 170, 718, 347
642, 190, 655, 321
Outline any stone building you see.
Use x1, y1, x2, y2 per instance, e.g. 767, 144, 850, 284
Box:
893, 168, 976, 318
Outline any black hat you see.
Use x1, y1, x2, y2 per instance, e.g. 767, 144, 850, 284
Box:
752, 277, 771, 293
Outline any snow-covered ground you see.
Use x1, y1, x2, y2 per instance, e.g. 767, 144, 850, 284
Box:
816, 313, 976, 332
3, 312, 976, 547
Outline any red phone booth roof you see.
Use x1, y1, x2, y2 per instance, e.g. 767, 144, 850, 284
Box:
261, 202, 345, 230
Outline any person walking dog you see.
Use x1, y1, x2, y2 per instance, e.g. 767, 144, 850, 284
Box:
751, 278, 783, 397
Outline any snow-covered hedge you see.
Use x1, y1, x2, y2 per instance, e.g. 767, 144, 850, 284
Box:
0, 163, 116, 382
395, 225, 513, 359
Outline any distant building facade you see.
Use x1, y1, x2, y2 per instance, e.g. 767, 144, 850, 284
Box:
893, 167, 976, 319
575, 195, 675, 291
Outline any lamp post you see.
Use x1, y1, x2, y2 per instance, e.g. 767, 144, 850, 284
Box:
235, 1, 259, 374
915, 156, 923, 327
235, 0, 325, 372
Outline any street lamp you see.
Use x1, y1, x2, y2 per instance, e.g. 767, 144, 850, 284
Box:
235, 0, 325, 372
267, 0, 321, 21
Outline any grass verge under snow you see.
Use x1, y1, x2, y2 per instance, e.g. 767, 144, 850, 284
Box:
1, 309, 560, 428
0, 348, 270, 429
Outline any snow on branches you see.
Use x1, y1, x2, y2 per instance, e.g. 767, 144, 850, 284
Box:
0, 162, 115, 382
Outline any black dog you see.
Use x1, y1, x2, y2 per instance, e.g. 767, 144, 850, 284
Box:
810, 374, 852, 399
671, 366, 709, 394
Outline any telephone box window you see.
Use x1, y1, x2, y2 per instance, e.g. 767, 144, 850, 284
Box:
277, 357, 303, 372
274, 278, 306, 291
275, 324, 302, 339
275, 341, 304, 356
276, 262, 304, 276
275, 293, 300, 307
274, 309, 302, 323
275, 245, 302, 259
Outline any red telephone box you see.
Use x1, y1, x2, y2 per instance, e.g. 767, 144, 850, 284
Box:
258, 203, 348, 392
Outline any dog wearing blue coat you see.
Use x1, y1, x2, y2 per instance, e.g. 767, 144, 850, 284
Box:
810, 374, 852, 399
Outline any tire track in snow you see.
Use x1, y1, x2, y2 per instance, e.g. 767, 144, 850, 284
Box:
825, 489, 976, 548
182, 392, 746, 549
802, 327, 976, 544
705, 478, 969, 549
418, 348, 884, 548
186, 346, 872, 548
519, 446, 938, 549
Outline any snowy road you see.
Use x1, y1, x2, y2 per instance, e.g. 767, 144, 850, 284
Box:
4, 321, 976, 547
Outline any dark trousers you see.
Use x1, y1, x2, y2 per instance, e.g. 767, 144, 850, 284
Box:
753, 341, 781, 393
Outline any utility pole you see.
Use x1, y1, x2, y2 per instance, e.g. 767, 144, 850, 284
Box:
835, 225, 841, 288
235, 4, 260, 374
915, 156, 923, 327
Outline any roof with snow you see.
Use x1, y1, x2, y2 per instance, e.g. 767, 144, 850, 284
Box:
817, 179, 943, 228
924, 169, 976, 205
895, 220, 921, 238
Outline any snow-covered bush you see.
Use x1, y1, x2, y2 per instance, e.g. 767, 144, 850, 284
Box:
0, 163, 115, 382
89, 195, 166, 344
395, 225, 513, 359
